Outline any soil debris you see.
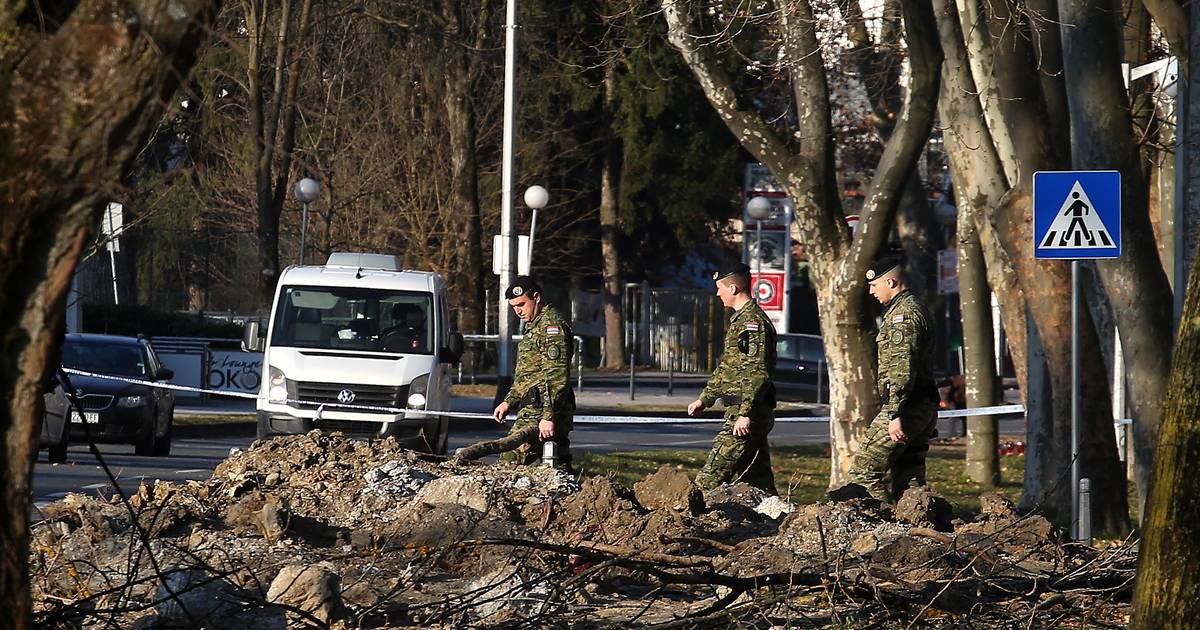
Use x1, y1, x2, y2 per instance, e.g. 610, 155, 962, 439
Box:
30, 431, 1134, 628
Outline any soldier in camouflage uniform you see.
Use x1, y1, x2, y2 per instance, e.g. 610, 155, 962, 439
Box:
849, 252, 939, 502
688, 262, 779, 495
492, 276, 575, 468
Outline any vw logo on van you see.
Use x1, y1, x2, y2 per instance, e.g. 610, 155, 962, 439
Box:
337, 389, 356, 404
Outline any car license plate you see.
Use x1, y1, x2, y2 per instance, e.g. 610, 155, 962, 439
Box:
74, 411, 100, 424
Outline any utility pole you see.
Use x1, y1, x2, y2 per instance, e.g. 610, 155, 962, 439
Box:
496, 0, 520, 401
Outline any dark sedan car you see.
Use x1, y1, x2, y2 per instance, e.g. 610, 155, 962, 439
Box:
53, 334, 176, 456
773, 333, 830, 402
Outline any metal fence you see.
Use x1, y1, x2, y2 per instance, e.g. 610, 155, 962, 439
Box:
622, 284, 726, 373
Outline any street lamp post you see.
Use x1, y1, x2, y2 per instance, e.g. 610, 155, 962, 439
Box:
497, 0, 521, 400
524, 185, 548, 269
746, 196, 774, 303
295, 178, 320, 265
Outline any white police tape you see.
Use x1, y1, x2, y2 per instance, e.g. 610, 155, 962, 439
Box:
60, 368, 1024, 425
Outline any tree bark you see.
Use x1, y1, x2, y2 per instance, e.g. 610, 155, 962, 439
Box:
600, 63, 626, 370
244, 0, 313, 306
1131, 203, 1200, 628
664, 0, 943, 485
0, 2, 219, 624
956, 204, 1000, 486
442, 3, 486, 340
977, 0, 1129, 529
934, 0, 1029, 426
1059, 0, 1174, 524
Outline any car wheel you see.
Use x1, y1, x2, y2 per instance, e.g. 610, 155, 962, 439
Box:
47, 416, 70, 464
256, 414, 274, 440
434, 416, 449, 455
48, 441, 68, 464
134, 415, 158, 456
152, 418, 172, 457
134, 431, 156, 456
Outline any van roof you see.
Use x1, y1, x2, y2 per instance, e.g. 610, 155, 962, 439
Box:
277, 264, 440, 292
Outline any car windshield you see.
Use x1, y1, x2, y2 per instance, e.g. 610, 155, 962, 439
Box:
62, 340, 149, 377
776, 334, 825, 363
270, 286, 434, 355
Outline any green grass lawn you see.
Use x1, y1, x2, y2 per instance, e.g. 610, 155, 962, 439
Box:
576, 444, 1028, 519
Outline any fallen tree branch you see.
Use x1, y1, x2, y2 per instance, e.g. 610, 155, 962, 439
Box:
451, 425, 538, 463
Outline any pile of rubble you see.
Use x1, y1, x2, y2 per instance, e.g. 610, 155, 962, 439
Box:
29, 432, 1134, 628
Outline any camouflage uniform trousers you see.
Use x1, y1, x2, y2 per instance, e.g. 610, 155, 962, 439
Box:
499, 408, 573, 469
849, 400, 939, 502
695, 410, 777, 495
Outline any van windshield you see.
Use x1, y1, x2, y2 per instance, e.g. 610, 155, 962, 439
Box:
270, 286, 434, 355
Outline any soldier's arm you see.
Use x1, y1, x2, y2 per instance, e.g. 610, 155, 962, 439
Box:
733, 322, 771, 417
539, 325, 573, 422
502, 373, 527, 407
878, 315, 921, 419
699, 365, 725, 407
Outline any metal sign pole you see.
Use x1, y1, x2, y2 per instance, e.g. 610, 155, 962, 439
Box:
1071, 260, 1081, 539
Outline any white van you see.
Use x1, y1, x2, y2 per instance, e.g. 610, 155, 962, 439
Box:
244, 253, 463, 453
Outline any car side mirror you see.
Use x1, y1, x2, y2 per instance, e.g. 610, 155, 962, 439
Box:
155, 367, 174, 381
242, 321, 264, 352
440, 332, 464, 363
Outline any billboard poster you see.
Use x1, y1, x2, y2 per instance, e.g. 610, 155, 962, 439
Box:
208, 350, 263, 393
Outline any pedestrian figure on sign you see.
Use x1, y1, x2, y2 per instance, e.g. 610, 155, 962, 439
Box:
1060, 192, 1097, 247
687, 262, 779, 495
842, 251, 940, 503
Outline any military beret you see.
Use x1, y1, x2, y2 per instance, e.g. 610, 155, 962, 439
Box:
505, 276, 541, 299
712, 261, 751, 282
865, 250, 904, 281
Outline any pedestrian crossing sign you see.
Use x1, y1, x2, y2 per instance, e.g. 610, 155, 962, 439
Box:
1033, 171, 1121, 259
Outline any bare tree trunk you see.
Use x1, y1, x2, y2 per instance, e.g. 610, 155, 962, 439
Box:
0, 2, 219, 623
664, 0, 943, 486
956, 207, 1000, 485
244, 0, 313, 306
600, 64, 626, 370
1131, 199, 1200, 628
980, 0, 1129, 529
1058, 0, 1174, 525
934, 0, 1028, 425
895, 175, 939, 306
442, 3, 486, 340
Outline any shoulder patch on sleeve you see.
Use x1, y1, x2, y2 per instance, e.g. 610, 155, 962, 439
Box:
744, 321, 760, 331
891, 314, 905, 323
545, 325, 561, 335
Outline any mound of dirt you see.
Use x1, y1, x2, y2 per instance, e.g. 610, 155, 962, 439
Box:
29, 431, 1131, 628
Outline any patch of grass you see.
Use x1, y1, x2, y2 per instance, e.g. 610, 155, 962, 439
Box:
576, 444, 1027, 520
451, 384, 498, 397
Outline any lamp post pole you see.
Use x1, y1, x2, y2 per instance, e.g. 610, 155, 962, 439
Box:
497, 0, 520, 398
746, 196, 774, 303
525, 185, 548, 269
295, 178, 320, 265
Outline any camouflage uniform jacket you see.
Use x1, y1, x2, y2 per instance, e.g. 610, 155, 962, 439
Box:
503, 304, 575, 424
876, 289, 936, 419
700, 300, 777, 416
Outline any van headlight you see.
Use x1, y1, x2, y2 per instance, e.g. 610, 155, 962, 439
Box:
407, 373, 429, 408
268, 365, 288, 403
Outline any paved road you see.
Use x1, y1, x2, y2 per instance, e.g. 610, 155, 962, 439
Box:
30, 408, 1023, 513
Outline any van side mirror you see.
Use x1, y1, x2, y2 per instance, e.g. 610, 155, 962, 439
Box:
440, 332, 464, 363
242, 321, 264, 352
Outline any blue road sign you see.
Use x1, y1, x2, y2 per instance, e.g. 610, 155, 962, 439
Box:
1033, 171, 1121, 259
